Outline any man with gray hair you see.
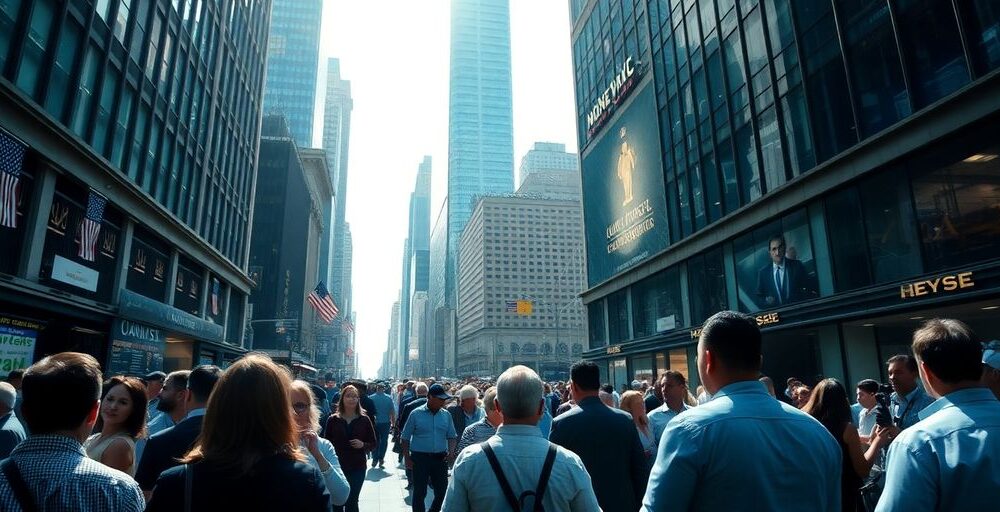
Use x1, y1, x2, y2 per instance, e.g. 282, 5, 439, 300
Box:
443, 366, 601, 511
456, 387, 501, 454
448, 384, 484, 440
0, 381, 25, 458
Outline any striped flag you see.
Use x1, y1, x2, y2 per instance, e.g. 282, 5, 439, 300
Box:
307, 281, 339, 323
0, 130, 27, 229
345, 345, 354, 358
505, 300, 518, 313
343, 320, 354, 333
78, 190, 107, 262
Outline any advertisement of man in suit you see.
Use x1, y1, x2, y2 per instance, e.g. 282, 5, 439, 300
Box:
756, 235, 816, 306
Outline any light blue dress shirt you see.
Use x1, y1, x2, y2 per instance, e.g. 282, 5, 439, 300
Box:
646, 402, 689, 441
641, 380, 841, 512
370, 391, 395, 425
851, 402, 862, 426
401, 404, 457, 453
538, 408, 552, 438
875, 388, 1000, 512
890, 386, 934, 429
302, 436, 351, 507
442, 425, 601, 512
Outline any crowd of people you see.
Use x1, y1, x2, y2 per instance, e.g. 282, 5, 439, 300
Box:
0, 310, 998, 511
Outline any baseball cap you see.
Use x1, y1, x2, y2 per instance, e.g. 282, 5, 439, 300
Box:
983, 340, 1000, 371
428, 383, 452, 400
143, 371, 167, 383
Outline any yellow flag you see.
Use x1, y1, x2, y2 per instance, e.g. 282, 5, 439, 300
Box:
517, 300, 533, 315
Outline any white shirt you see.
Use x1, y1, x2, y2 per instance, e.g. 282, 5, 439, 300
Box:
302, 437, 351, 507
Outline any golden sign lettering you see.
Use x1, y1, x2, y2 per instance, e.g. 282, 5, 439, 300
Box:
900, 272, 974, 299
606, 345, 622, 355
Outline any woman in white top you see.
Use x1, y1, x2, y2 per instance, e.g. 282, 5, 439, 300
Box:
291, 379, 351, 507
620, 390, 657, 470
84, 375, 147, 476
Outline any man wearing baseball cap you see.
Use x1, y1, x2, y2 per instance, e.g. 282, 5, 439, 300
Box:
400, 383, 458, 512
982, 340, 1000, 400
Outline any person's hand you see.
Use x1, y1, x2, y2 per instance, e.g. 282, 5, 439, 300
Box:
869, 426, 890, 449
405, 456, 413, 470
301, 430, 321, 456
349, 439, 364, 449
882, 425, 901, 442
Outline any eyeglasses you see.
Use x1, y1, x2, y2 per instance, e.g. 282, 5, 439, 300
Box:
292, 402, 310, 413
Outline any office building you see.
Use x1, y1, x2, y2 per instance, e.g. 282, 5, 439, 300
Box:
262, 0, 323, 147
0, 1, 271, 375
456, 190, 587, 379
395, 157, 432, 376
518, 142, 579, 186
571, 0, 1000, 393
445, 0, 515, 309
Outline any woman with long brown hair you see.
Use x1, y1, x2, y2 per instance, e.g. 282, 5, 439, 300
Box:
85, 375, 147, 475
324, 384, 375, 512
146, 354, 331, 511
803, 378, 889, 512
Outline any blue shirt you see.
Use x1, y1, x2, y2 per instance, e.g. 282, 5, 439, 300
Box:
370, 391, 395, 425
851, 402, 862, 426
890, 386, 934, 429
646, 402, 689, 442
875, 387, 1000, 512
538, 408, 552, 438
401, 404, 457, 454
642, 380, 841, 512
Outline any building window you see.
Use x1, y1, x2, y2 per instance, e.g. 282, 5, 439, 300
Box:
688, 247, 728, 325
893, 0, 970, 108
826, 187, 873, 292
126, 227, 170, 302
631, 266, 684, 338
0, 157, 34, 276
959, 0, 1000, 77
859, 168, 923, 283
607, 288, 630, 344
16, 0, 55, 98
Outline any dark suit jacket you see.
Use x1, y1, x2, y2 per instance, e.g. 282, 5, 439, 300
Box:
397, 397, 427, 432
644, 393, 663, 413
549, 396, 647, 512
135, 415, 204, 491
0, 411, 26, 459
755, 257, 813, 305
446, 404, 478, 438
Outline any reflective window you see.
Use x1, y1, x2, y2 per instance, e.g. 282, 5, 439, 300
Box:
16, 0, 55, 98
173, 257, 203, 316
0, 0, 23, 71
71, 46, 99, 138
92, 68, 119, 156
959, 0, 1000, 76
733, 209, 820, 312
825, 187, 872, 291
588, 300, 607, 349
912, 142, 1000, 272
607, 288, 630, 343
837, 0, 910, 137
45, 19, 82, 121
632, 266, 684, 338
894, 0, 970, 107
688, 247, 728, 324
126, 228, 170, 302
758, 106, 786, 192
859, 169, 923, 283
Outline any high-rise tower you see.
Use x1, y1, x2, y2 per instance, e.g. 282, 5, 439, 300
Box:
262, 0, 323, 147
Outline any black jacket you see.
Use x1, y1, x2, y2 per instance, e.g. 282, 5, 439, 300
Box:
135, 415, 204, 491
397, 397, 427, 432
755, 257, 814, 305
549, 396, 647, 512
145, 454, 330, 511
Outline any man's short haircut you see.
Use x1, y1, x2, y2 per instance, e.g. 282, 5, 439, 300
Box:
699, 310, 762, 373
483, 386, 498, 413
856, 379, 880, 394
458, 385, 478, 401
188, 365, 223, 403
887, 354, 918, 373
496, 366, 543, 420
22, 352, 102, 434
769, 235, 786, 247
415, 382, 428, 395
570, 361, 600, 391
165, 370, 191, 391
663, 370, 687, 387
912, 319, 983, 384
0, 382, 16, 409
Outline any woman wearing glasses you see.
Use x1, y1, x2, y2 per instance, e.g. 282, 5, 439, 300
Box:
324, 384, 376, 512
291, 379, 351, 507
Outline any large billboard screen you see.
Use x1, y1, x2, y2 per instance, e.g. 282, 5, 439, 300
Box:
581, 83, 669, 286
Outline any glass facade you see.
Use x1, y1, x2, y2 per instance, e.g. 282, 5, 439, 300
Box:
1, 0, 268, 268
262, 0, 322, 147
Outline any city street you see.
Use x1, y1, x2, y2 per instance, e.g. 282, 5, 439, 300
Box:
357, 440, 437, 512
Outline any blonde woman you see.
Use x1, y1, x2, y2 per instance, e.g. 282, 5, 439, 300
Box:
620, 390, 656, 470
290, 380, 351, 507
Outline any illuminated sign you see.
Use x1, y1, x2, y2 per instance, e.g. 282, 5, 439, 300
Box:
690, 312, 781, 339
606, 345, 622, 355
900, 272, 974, 299
586, 57, 644, 140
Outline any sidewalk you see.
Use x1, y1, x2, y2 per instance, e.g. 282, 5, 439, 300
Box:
357, 440, 437, 512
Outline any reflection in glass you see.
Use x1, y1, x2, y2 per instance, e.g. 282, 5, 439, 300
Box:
912, 144, 1000, 271
608, 289, 630, 344
859, 169, 923, 283
825, 187, 873, 291
735, 209, 819, 312
632, 266, 684, 338
894, 0, 970, 107
588, 300, 607, 349
959, 0, 1000, 76
688, 248, 728, 324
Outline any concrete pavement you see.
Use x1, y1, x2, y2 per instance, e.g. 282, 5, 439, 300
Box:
356, 440, 437, 512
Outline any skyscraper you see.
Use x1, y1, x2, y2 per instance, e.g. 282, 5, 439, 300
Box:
262, 0, 323, 148
395, 157, 432, 376
323, 59, 353, 303
445, 0, 515, 307
518, 142, 579, 185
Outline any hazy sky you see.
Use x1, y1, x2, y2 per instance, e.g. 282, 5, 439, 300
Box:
313, 1, 578, 377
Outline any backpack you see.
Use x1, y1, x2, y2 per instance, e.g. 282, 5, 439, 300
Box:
480, 441, 558, 512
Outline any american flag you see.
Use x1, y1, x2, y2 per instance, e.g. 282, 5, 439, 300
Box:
307, 281, 339, 323
0, 130, 27, 229
505, 300, 518, 313
343, 320, 354, 333
211, 278, 220, 315
78, 190, 107, 261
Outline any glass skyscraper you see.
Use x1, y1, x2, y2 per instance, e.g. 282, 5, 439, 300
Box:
445, 0, 515, 306
262, 0, 323, 148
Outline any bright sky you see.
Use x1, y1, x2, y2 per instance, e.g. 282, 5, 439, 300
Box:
314, 1, 578, 378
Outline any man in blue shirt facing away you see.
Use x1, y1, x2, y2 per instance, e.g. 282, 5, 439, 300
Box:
369, 382, 395, 468
875, 319, 1000, 512
642, 310, 841, 512
401, 383, 457, 512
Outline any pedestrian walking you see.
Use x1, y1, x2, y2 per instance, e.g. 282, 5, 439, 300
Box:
370, 382, 396, 468
646, 371, 690, 442
641, 311, 841, 511
550, 361, 647, 512
875, 319, 1000, 512
400, 383, 457, 512
398, 382, 429, 488
443, 365, 601, 511
0, 352, 145, 511
0, 382, 25, 459
456, 386, 502, 455
84, 375, 147, 476
447, 385, 484, 440
136, 370, 189, 464
619, 391, 656, 470
145, 354, 331, 511
324, 384, 376, 512
291, 379, 351, 507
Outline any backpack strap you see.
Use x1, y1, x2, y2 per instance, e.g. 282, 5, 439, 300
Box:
531, 444, 558, 511
1, 458, 39, 512
480, 442, 521, 511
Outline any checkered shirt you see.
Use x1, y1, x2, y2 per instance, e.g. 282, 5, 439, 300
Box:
456, 417, 498, 456
0, 435, 144, 512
